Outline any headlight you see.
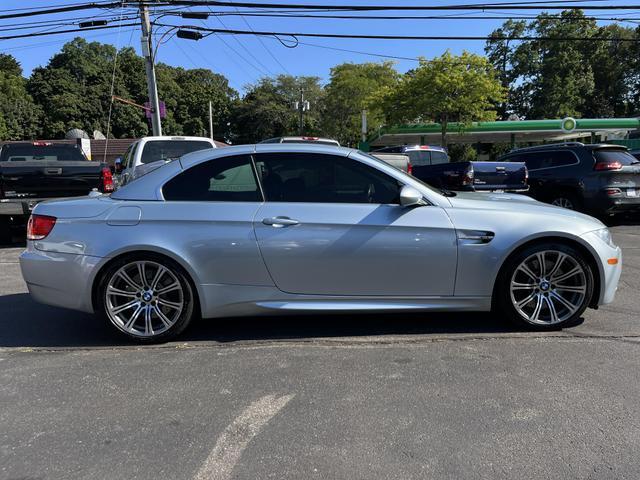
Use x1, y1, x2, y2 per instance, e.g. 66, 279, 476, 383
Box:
593, 228, 616, 248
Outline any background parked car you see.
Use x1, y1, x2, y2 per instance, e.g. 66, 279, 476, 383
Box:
116, 136, 216, 187
0, 142, 113, 244
373, 145, 528, 192
259, 136, 340, 146
369, 152, 411, 172
499, 142, 640, 215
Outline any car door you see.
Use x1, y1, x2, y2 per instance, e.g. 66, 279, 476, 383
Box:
252, 151, 458, 297
160, 154, 272, 287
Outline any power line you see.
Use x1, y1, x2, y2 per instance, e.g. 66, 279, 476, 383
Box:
209, 9, 275, 75
227, 2, 291, 74
0, 22, 140, 41
0, 2, 122, 21
132, 1, 640, 12
166, 10, 640, 22
155, 23, 640, 42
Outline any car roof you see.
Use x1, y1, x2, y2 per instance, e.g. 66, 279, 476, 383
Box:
504, 142, 628, 155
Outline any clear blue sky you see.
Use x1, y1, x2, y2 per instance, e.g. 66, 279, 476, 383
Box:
1, 1, 637, 93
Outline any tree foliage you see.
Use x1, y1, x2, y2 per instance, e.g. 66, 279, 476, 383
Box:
231, 75, 323, 144
485, 10, 640, 119
0, 55, 41, 141
379, 51, 505, 146
321, 61, 399, 146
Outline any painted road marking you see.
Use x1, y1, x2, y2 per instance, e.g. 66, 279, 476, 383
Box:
194, 394, 295, 480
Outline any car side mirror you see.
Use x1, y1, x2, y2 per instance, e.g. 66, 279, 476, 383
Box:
399, 185, 425, 207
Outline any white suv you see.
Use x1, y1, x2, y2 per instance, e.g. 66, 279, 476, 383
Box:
116, 136, 216, 186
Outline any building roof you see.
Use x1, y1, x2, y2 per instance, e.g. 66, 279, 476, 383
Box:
364, 118, 640, 148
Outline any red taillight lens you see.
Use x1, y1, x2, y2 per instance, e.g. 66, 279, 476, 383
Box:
101, 167, 114, 192
605, 188, 622, 196
27, 214, 56, 240
407, 162, 413, 175
462, 166, 474, 186
594, 161, 622, 171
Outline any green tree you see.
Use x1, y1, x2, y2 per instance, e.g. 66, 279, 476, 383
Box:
381, 51, 505, 147
321, 61, 399, 146
0, 54, 41, 140
231, 75, 323, 144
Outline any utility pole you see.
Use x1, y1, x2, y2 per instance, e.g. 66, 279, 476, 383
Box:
298, 88, 304, 135
295, 88, 310, 136
139, 4, 162, 136
209, 100, 214, 141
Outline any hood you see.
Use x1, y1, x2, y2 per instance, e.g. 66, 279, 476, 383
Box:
447, 192, 606, 228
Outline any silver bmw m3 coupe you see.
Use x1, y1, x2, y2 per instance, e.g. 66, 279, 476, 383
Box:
20, 144, 622, 342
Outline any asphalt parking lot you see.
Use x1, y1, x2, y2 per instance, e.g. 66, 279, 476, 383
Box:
1, 218, 639, 479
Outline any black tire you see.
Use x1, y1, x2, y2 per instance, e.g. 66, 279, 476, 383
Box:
496, 242, 594, 330
96, 253, 196, 343
548, 191, 582, 211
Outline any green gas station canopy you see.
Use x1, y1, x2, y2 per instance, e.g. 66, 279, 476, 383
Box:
365, 117, 640, 148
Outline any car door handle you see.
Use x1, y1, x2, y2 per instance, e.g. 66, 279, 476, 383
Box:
262, 216, 300, 227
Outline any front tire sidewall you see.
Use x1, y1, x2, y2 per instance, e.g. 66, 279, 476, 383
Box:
96, 254, 195, 343
498, 243, 594, 330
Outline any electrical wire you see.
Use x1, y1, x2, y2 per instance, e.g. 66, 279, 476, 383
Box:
227, 1, 291, 74
154, 23, 640, 42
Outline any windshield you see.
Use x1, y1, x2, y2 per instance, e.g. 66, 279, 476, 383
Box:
0, 144, 86, 162
140, 140, 213, 164
594, 149, 639, 166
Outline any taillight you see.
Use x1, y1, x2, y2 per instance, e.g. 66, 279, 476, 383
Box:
462, 166, 474, 186
101, 167, 114, 192
407, 162, 413, 175
27, 214, 56, 240
605, 188, 622, 196
594, 160, 622, 171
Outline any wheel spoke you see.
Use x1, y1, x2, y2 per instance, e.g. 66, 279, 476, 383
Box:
516, 291, 537, 309
511, 281, 537, 291
107, 286, 137, 298
518, 263, 539, 282
536, 252, 546, 278
547, 253, 566, 279
552, 266, 583, 283
157, 298, 183, 311
530, 294, 544, 322
111, 299, 139, 315
154, 305, 173, 329
124, 304, 144, 330
555, 285, 586, 294
144, 306, 153, 335
156, 282, 181, 295
550, 291, 579, 314
137, 262, 148, 288
544, 295, 559, 323
117, 270, 142, 291
150, 265, 167, 290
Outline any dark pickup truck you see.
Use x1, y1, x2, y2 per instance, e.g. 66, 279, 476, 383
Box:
373, 145, 528, 192
0, 142, 114, 243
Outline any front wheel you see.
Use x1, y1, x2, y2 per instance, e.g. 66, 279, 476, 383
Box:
96, 255, 195, 343
497, 244, 594, 330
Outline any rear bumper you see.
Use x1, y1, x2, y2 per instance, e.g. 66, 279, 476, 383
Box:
587, 195, 640, 214
0, 198, 45, 217
19, 246, 101, 313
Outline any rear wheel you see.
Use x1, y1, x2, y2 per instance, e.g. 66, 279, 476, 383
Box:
549, 192, 581, 211
96, 255, 195, 343
497, 243, 594, 330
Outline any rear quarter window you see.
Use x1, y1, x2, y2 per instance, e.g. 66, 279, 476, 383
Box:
593, 149, 638, 166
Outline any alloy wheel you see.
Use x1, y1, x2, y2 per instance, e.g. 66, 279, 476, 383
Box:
105, 260, 184, 337
509, 250, 587, 325
551, 197, 575, 210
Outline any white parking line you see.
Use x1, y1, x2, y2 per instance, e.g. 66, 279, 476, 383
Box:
194, 393, 295, 480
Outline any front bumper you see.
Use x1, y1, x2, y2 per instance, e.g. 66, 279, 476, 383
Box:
19, 246, 101, 313
582, 230, 622, 305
